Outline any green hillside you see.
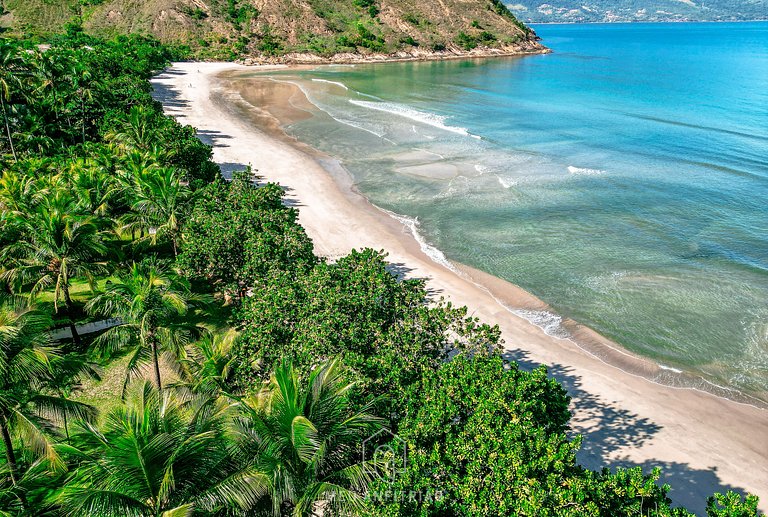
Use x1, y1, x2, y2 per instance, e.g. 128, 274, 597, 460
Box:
0, 0, 545, 60
508, 0, 768, 23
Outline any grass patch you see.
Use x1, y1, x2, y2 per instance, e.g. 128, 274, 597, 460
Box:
72, 353, 132, 417
35, 276, 118, 326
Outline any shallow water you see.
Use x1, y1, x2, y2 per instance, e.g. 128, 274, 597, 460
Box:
238, 23, 768, 401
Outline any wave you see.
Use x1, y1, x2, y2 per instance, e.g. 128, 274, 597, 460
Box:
380, 208, 456, 271
511, 309, 571, 339
567, 165, 606, 175
330, 116, 386, 138
311, 78, 349, 90
626, 113, 768, 143
349, 99, 474, 137
497, 176, 517, 188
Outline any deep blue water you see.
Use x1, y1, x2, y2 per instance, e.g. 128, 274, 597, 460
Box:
248, 23, 768, 400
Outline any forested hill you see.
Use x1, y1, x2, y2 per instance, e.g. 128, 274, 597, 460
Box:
0, 0, 544, 61
508, 0, 768, 23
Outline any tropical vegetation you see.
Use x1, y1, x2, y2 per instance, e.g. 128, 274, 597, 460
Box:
0, 28, 761, 517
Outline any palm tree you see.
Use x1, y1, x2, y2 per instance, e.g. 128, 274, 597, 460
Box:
233, 359, 385, 516
120, 166, 191, 256
70, 63, 95, 146
1, 194, 108, 345
48, 353, 101, 444
85, 259, 202, 392
0, 297, 96, 511
114, 150, 160, 241
174, 328, 240, 397
32, 50, 64, 127
104, 105, 173, 159
0, 168, 39, 217
0, 41, 21, 161
68, 158, 118, 218
60, 382, 263, 516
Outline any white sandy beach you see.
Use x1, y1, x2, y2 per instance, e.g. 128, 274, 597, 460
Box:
152, 61, 768, 515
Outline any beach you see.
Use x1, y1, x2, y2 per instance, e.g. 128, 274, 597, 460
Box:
152, 61, 768, 514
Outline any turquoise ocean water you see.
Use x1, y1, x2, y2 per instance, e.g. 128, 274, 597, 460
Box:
247, 23, 768, 402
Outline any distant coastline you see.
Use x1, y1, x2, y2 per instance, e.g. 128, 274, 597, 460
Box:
529, 19, 768, 25
235, 44, 550, 66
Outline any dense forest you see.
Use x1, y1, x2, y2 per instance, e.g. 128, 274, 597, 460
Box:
508, 0, 768, 23
0, 27, 762, 516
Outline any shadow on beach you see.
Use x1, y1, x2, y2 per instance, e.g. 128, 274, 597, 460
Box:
151, 68, 254, 181
502, 348, 749, 515
151, 69, 191, 111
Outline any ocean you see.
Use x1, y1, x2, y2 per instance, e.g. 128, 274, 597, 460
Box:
240, 22, 768, 403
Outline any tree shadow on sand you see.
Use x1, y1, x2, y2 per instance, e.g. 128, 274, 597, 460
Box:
150, 70, 191, 111
502, 347, 754, 515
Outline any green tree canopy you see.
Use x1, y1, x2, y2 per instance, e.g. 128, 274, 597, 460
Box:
375, 354, 694, 517
233, 247, 502, 414
178, 171, 316, 298
85, 259, 204, 392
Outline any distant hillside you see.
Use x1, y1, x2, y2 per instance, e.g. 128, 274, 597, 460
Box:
0, 0, 545, 61
508, 0, 768, 22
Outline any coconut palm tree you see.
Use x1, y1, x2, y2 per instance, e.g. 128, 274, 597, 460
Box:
60, 382, 264, 516
85, 259, 203, 392
104, 106, 170, 162
0, 168, 39, 218
232, 359, 385, 516
68, 158, 119, 218
174, 328, 240, 398
0, 296, 96, 511
114, 150, 160, 241
120, 166, 191, 256
32, 50, 64, 127
104, 105, 163, 154
69, 63, 95, 146
0, 41, 21, 161
1, 194, 108, 345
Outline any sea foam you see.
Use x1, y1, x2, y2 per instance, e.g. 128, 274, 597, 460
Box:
349, 99, 473, 137
567, 165, 606, 175
511, 309, 571, 339
311, 78, 349, 90
497, 176, 517, 188
381, 209, 456, 271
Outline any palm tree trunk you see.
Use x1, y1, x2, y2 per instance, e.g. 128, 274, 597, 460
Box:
0, 95, 17, 162
150, 337, 163, 391
66, 117, 76, 146
62, 283, 81, 346
81, 97, 86, 146
1, 414, 17, 485
1, 414, 28, 510
62, 407, 70, 444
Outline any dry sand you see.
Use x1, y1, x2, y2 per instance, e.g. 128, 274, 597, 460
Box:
152, 61, 768, 515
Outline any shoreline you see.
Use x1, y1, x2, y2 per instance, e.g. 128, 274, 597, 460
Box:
224, 70, 768, 411
152, 61, 768, 514
235, 46, 550, 66
528, 19, 768, 25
